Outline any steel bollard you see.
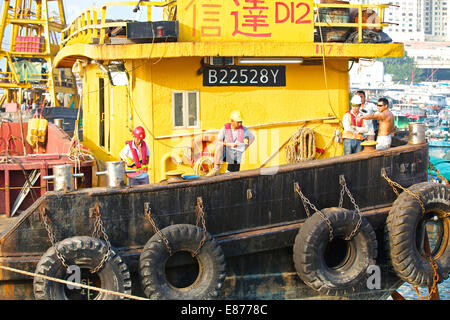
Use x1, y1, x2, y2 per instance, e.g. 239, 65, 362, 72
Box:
96, 161, 135, 188
408, 123, 426, 145
54, 118, 63, 128
43, 164, 84, 192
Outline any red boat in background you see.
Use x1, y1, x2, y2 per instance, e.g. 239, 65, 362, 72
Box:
0, 121, 94, 217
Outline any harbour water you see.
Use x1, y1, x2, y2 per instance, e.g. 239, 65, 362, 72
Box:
393, 279, 450, 300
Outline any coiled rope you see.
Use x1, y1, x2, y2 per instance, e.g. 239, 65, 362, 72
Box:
285, 127, 316, 163
193, 156, 214, 175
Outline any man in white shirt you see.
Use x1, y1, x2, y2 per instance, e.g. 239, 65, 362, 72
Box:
342, 95, 368, 155
356, 90, 378, 141
207, 110, 255, 177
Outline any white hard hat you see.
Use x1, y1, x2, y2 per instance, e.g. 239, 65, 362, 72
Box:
350, 95, 362, 105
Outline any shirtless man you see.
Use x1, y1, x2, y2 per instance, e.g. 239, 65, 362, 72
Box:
360, 98, 395, 150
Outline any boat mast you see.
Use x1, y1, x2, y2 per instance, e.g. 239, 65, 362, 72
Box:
0, 0, 77, 107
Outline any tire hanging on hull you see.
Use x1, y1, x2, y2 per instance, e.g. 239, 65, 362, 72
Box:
33, 236, 132, 300
386, 182, 450, 286
293, 207, 378, 296
139, 224, 226, 300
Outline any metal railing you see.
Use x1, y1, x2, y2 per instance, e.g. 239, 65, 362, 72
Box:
60, 1, 396, 46
0, 71, 75, 88
314, 3, 394, 43
60, 1, 175, 48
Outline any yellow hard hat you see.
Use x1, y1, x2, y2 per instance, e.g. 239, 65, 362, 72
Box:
230, 110, 243, 122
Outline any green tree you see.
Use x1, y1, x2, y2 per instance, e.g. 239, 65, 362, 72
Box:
378, 55, 426, 83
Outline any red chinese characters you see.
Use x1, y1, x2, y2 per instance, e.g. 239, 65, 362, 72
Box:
231, 0, 272, 38
186, 0, 223, 37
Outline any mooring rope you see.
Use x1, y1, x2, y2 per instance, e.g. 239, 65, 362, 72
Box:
285, 127, 316, 163
0, 264, 149, 300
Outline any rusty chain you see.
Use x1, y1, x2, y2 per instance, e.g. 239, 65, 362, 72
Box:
143, 202, 173, 256
143, 198, 208, 258
192, 197, 207, 257
382, 170, 426, 216
40, 206, 70, 270
338, 175, 362, 241
89, 205, 113, 274
428, 162, 449, 186
413, 257, 440, 300
294, 182, 334, 241
381, 170, 440, 300
40, 205, 112, 274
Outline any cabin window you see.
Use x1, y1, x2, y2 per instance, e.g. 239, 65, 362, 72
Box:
172, 91, 199, 128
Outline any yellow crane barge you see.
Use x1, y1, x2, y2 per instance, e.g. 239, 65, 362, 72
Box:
0, 1, 447, 300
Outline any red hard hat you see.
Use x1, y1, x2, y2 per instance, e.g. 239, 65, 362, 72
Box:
132, 126, 145, 139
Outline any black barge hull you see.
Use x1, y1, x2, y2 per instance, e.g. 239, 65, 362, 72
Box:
0, 143, 429, 299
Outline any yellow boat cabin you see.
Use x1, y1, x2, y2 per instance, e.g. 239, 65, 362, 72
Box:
54, 0, 404, 184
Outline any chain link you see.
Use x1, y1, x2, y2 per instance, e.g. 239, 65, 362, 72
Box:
294, 182, 334, 241
381, 170, 440, 300
428, 162, 449, 186
381, 170, 426, 216
89, 205, 112, 274
143, 202, 173, 256
40, 206, 69, 270
338, 175, 362, 241
192, 197, 207, 257
412, 257, 440, 300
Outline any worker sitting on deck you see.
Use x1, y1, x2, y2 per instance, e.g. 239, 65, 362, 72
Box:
119, 126, 150, 186
359, 98, 395, 151
206, 110, 255, 177
342, 95, 369, 155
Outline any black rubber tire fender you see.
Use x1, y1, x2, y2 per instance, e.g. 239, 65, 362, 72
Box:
386, 182, 450, 286
139, 224, 226, 300
293, 207, 378, 296
33, 236, 132, 300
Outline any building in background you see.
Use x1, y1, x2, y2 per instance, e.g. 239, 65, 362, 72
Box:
350, 0, 449, 82
351, 0, 449, 43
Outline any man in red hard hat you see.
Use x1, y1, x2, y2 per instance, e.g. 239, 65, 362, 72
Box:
119, 126, 150, 186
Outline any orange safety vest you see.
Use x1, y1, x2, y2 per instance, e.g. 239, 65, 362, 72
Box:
343, 112, 365, 140
124, 140, 149, 178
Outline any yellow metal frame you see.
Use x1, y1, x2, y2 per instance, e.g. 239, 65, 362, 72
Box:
61, 1, 174, 48
60, 1, 393, 48
314, 3, 391, 43
0, 0, 76, 106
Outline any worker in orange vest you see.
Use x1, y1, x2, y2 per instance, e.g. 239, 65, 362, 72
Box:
342, 95, 368, 155
119, 126, 150, 186
207, 110, 255, 177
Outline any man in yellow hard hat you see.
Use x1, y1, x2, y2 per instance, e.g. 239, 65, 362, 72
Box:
207, 110, 255, 177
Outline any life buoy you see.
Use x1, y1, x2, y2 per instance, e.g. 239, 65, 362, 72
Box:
293, 207, 378, 296
386, 182, 450, 286
139, 224, 226, 299
33, 236, 132, 300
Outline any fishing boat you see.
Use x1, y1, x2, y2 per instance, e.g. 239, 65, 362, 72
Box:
0, 1, 448, 300
391, 104, 426, 131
